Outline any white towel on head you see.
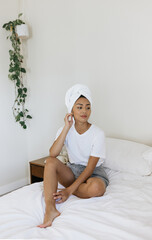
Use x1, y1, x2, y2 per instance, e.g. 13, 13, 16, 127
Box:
65, 84, 92, 113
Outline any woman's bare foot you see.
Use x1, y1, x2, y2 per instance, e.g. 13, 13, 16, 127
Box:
37, 208, 60, 228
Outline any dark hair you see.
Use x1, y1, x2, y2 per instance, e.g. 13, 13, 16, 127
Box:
77, 95, 86, 99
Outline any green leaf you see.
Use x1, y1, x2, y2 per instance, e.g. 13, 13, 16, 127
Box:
18, 88, 22, 95
19, 111, 24, 117
18, 13, 23, 18
6, 25, 11, 31
15, 114, 20, 122
21, 68, 26, 73
19, 121, 24, 126
23, 88, 27, 93
27, 115, 32, 119
8, 74, 13, 80
9, 50, 14, 55
19, 121, 27, 129
11, 74, 18, 80
17, 19, 25, 25
9, 68, 14, 73
17, 79, 20, 85
2, 23, 7, 28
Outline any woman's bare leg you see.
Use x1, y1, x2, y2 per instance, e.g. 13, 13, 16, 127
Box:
73, 177, 106, 198
38, 157, 75, 228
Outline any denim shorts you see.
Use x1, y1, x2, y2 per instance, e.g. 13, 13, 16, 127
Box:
67, 162, 109, 187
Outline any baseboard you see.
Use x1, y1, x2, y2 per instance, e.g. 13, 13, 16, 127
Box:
0, 177, 29, 196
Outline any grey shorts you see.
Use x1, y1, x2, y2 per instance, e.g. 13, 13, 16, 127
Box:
67, 162, 109, 187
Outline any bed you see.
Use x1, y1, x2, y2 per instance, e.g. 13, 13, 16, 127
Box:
0, 138, 152, 240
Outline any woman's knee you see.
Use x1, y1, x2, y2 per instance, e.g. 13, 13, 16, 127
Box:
45, 156, 59, 168
87, 179, 105, 197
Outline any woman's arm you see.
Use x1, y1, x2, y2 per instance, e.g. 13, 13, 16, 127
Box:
49, 113, 73, 157
68, 156, 100, 194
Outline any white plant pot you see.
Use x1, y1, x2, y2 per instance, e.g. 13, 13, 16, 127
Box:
16, 24, 29, 39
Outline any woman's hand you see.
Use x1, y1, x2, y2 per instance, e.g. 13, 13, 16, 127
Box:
53, 187, 71, 204
64, 113, 73, 129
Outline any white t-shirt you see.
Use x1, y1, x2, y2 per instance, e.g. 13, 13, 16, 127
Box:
55, 124, 106, 167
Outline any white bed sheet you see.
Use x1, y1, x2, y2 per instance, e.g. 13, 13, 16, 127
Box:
0, 169, 152, 240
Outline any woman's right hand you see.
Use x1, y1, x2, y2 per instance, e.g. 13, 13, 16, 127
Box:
64, 113, 73, 129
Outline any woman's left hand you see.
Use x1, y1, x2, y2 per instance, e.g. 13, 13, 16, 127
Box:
53, 187, 71, 204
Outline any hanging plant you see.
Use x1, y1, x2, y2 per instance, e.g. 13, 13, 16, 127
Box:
2, 13, 32, 129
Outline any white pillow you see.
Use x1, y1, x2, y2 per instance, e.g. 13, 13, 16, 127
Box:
57, 145, 69, 164
143, 149, 152, 161
103, 138, 152, 176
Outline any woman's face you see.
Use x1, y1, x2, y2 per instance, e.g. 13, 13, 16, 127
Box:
72, 97, 91, 123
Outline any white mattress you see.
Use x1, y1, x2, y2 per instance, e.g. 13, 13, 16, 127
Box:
0, 169, 152, 240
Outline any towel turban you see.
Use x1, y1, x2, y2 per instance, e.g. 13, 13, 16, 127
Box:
65, 84, 92, 113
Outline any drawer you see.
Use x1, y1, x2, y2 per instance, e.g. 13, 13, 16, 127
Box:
31, 165, 44, 178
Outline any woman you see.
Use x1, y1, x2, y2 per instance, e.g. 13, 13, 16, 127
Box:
38, 84, 109, 228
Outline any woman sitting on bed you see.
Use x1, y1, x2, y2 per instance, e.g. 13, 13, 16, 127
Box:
38, 84, 109, 228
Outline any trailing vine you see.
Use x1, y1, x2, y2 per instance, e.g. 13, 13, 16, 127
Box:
2, 13, 32, 129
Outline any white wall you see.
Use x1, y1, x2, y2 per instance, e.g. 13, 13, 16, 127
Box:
1, 0, 152, 194
25, 0, 152, 165
0, 0, 28, 195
